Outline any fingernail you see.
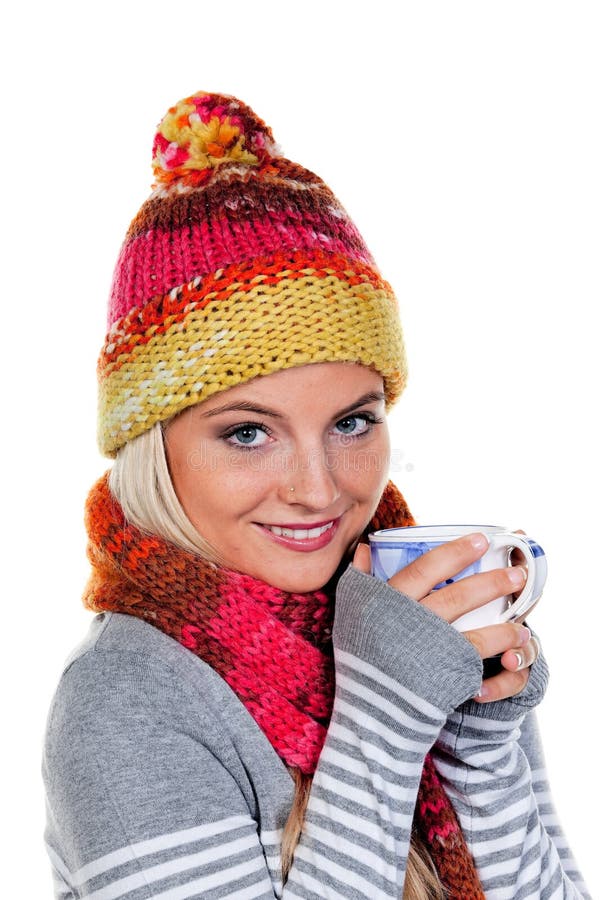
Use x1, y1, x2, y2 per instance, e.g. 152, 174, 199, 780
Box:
508, 566, 527, 586
512, 651, 524, 670
519, 625, 531, 646
476, 683, 488, 700
470, 533, 489, 550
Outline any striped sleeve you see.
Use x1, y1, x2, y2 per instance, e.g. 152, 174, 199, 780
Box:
284, 566, 486, 898
45, 816, 275, 899
431, 658, 590, 899
519, 712, 591, 898
286, 647, 450, 897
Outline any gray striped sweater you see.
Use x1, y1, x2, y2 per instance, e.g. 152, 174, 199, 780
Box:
43, 566, 589, 899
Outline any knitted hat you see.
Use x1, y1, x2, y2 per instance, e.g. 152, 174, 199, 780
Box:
98, 91, 408, 457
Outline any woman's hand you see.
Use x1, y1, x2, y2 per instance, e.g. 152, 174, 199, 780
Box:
352, 533, 540, 703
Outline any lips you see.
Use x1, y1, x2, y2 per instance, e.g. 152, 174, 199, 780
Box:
255, 517, 341, 552
264, 522, 335, 540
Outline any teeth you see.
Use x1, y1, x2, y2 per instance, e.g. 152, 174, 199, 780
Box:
266, 521, 334, 540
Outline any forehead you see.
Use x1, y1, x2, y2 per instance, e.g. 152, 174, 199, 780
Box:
202, 362, 384, 410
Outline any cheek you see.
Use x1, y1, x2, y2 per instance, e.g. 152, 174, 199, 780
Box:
344, 430, 391, 493
176, 457, 268, 524
164, 436, 215, 518
335, 437, 390, 548
378, 431, 392, 486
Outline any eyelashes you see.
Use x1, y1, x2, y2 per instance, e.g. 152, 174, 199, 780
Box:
220, 422, 274, 449
333, 412, 384, 440
220, 412, 384, 451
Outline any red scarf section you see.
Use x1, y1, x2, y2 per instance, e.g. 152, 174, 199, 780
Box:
83, 472, 484, 897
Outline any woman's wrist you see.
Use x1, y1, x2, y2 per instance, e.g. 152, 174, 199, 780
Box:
335, 565, 483, 714
456, 640, 549, 722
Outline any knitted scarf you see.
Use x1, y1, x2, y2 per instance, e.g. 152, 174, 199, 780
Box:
83, 472, 484, 898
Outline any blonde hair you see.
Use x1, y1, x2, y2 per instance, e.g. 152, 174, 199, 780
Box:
108, 421, 225, 563
109, 422, 445, 899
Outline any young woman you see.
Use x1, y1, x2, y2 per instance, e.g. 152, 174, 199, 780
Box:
43, 91, 589, 899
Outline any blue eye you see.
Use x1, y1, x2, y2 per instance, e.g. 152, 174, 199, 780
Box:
334, 414, 380, 437
222, 423, 271, 449
336, 416, 363, 435
233, 426, 260, 444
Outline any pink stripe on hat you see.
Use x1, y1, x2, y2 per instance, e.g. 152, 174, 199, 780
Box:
108, 213, 374, 325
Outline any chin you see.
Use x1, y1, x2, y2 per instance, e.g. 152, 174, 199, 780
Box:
262, 557, 351, 595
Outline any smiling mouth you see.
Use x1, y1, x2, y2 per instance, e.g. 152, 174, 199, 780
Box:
262, 521, 336, 540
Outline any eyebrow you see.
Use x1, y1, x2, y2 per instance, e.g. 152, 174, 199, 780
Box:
201, 390, 386, 420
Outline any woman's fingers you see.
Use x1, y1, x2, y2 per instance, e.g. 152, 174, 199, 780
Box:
355, 533, 528, 626
352, 535, 486, 587
352, 542, 371, 573
421, 565, 526, 623
500, 631, 539, 672
473, 630, 541, 703
386, 532, 526, 624
462, 622, 532, 660
475, 667, 531, 702
387, 533, 489, 602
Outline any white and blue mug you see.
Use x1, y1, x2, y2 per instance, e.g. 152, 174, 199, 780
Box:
368, 525, 547, 632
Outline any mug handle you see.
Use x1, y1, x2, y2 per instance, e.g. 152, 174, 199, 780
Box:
488, 533, 548, 622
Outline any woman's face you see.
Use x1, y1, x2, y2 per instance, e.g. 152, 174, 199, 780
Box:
164, 362, 391, 592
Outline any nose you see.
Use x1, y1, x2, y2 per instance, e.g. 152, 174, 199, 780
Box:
278, 446, 341, 510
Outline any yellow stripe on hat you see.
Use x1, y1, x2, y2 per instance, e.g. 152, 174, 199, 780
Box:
99, 271, 407, 457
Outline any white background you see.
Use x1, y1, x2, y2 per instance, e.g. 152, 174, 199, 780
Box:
2, 1, 598, 896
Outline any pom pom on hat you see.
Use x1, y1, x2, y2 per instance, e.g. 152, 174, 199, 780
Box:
152, 91, 282, 188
